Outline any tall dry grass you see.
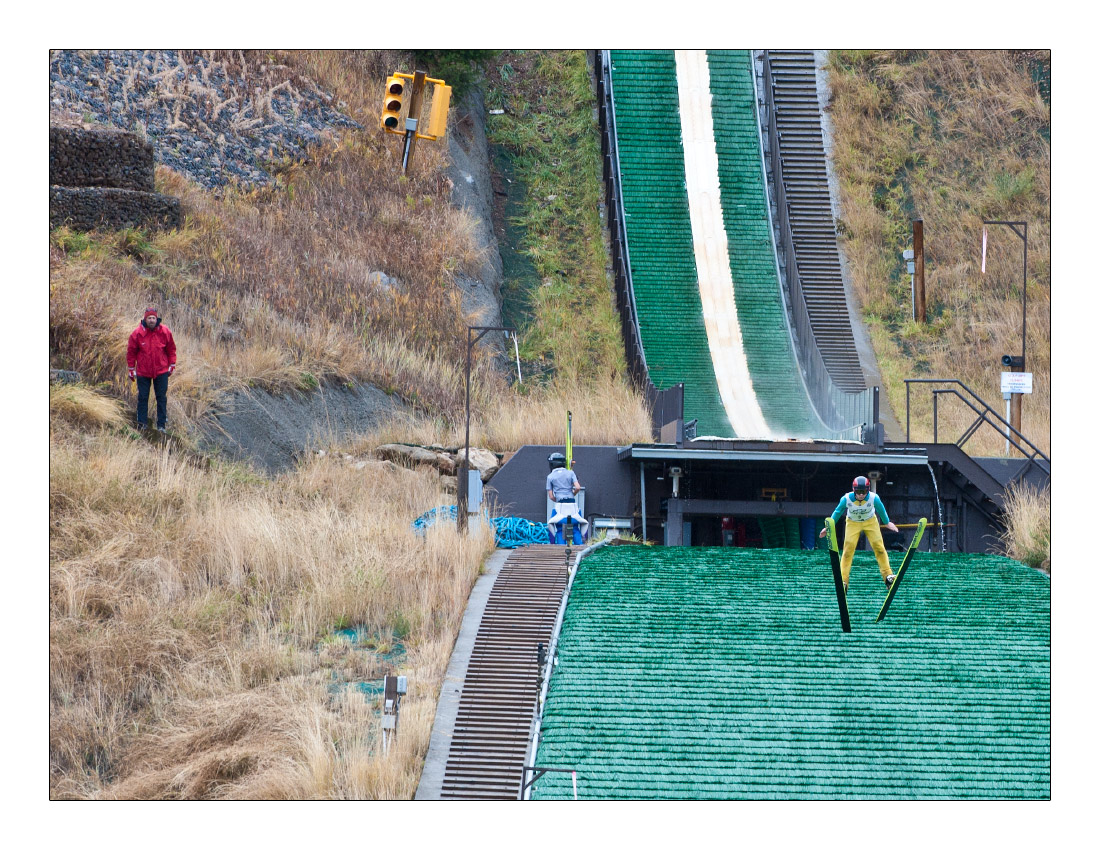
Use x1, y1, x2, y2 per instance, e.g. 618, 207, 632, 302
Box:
996, 481, 1051, 572
50, 417, 494, 798
827, 50, 1050, 455
50, 383, 128, 430
48, 49, 653, 800
353, 376, 652, 453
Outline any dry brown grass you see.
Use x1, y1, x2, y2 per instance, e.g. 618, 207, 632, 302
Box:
50, 416, 494, 799
996, 481, 1051, 572
47, 49, 653, 800
50, 383, 128, 430
355, 376, 653, 453
827, 50, 1050, 455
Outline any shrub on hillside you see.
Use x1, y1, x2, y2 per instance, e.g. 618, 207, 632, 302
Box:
412, 50, 498, 98
997, 481, 1050, 572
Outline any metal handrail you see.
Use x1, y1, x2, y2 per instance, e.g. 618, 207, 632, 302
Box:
759, 52, 875, 438
595, 51, 649, 389
905, 378, 1050, 481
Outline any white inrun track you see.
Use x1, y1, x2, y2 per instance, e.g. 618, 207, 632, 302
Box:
674, 49, 771, 440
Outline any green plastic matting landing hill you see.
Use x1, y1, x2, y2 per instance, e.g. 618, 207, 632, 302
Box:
530, 546, 1049, 800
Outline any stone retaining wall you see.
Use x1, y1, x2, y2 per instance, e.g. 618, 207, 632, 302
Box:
50, 186, 181, 231
50, 127, 155, 192
49, 126, 180, 231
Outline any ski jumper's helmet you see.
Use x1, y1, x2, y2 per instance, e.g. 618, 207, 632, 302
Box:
548, 452, 567, 470
852, 476, 870, 499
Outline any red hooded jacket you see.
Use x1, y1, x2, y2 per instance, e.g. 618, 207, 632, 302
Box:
127, 316, 176, 378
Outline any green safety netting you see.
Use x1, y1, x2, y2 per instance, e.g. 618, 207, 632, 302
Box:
610, 50, 827, 438
706, 50, 823, 437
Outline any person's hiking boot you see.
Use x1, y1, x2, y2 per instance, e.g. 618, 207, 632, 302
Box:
885, 573, 895, 588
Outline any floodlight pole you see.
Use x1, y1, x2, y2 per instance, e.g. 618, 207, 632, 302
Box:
458, 325, 516, 532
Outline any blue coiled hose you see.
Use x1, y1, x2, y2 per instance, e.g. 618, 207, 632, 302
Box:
412, 506, 551, 549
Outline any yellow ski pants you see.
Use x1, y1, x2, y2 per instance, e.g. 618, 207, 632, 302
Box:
840, 517, 893, 584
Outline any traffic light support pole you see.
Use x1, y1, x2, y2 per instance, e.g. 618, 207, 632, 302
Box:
402, 70, 428, 175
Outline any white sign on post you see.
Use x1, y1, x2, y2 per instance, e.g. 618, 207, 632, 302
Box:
1001, 372, 1033, 394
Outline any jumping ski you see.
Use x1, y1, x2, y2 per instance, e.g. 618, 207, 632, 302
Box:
824, 517, 851, 633
876, 517, 928, 623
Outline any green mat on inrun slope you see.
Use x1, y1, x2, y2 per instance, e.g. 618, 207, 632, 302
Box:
530, 547, 1049, 800
706, 50, 822, 437
609, 50, 732, 437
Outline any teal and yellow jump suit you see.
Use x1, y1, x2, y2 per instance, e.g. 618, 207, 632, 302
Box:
830, 491, 894, 586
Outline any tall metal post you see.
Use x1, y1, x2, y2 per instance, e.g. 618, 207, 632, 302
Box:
983, 220, 1028, 439
458, 325, 517, 534
913, 219, 926, 323
458, 326, 472, 532
1016, 222, 1028, 437
402, 70, 427, 175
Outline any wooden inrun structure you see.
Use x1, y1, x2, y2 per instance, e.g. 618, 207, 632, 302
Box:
440, 545, 574, 800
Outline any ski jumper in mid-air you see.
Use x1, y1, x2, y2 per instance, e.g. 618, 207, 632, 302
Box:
819, 476, 899, 592
546, 452, 588, 545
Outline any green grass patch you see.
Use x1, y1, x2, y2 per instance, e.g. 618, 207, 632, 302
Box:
485, 51, 627, 385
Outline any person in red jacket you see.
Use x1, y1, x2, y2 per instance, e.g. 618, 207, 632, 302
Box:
126, 308, 176, 431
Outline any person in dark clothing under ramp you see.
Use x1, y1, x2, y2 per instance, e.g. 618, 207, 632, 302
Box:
546, 452, 588, 545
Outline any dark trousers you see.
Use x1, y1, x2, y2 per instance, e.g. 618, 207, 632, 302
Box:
136, 372, 169, 428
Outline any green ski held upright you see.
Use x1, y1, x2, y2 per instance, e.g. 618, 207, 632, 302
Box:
876, 517, 928, 623
824, 517, 850, 633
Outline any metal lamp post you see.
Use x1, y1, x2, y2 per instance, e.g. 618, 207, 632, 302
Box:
982, 220, 1028, 438
458, 325, 517, 532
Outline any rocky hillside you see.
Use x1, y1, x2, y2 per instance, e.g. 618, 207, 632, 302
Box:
50, 50, 361, 189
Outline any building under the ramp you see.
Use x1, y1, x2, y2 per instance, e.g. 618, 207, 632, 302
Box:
486, 437, 1048, 556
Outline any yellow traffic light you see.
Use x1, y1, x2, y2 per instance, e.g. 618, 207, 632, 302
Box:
425, 83, 451, 139
380, 75, 405, 132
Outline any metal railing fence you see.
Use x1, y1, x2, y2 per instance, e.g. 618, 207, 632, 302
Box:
904, 378, 1050, 486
